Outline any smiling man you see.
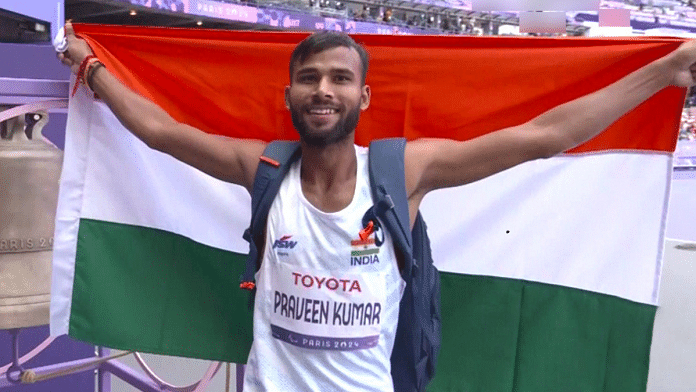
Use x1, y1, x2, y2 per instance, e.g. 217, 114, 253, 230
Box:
58, 22, 696, 391
287, 39, 369, 148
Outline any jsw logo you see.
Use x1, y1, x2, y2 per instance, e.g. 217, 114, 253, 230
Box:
273, 235, 298, 250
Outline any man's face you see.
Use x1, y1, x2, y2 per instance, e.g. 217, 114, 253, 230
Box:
285, 46, 370, 147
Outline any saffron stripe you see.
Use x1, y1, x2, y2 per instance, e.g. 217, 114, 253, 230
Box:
75, 24, 682, 153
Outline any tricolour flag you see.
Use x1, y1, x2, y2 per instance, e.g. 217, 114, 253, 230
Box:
50, 24, 685, 391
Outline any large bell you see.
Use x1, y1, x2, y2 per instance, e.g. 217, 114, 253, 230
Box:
0, 109, 63, 329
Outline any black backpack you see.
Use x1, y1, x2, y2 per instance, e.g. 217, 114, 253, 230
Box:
240, 138, 441, 392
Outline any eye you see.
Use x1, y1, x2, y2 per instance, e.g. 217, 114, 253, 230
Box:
334, 75, 350, 82
298, 74, 317, 83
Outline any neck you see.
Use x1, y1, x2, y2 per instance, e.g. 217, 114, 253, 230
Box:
300, 136, 357, 190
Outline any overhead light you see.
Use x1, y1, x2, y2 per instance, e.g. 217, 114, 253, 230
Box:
129, 9, 137, 16
196, 20, 203, 25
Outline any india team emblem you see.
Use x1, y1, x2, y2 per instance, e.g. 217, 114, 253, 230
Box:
350, 233, 380, 266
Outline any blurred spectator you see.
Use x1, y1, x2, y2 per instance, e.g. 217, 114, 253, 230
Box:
687, 87, 696, 107
472, 20, 483, 35
466, 18, 475, 33
383, 8, 393, 22
359, 5, 369, 20
680, 107, 696, 140
442, 17, 450, 30
427, 14, 436, 27
153, 0, 185, 12
679, 123, 695, 140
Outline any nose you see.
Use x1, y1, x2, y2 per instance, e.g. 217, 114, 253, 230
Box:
314, 76, 334, 99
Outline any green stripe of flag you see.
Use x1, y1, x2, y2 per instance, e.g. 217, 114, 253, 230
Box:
429, 273, 656, 392
68, 219, 656, 390
351, 248, 380, 256
69, 219, 253, 363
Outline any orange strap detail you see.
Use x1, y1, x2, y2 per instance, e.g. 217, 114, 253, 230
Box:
359, 221, 374, 241
240, 281, 256, 290
259, 156, 280, 167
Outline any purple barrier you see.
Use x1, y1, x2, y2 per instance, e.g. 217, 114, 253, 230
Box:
121, 0, 258, 23
407, 0, 472, 10
666, 140, 696, 243
344, 20, 440, 35
125, 0, 191, 13
0, 327, 94, 392
348, 21, 402, 34
193, 0, 258, 23
674, 140, 696, 168
256, 8, 344, 31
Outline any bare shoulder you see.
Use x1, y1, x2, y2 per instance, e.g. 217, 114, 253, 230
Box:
403, 139, 445, 220
163, 122, 268, 193
404, 138, 451, 198
403, 139, 453, 228
225, 137, 268, 192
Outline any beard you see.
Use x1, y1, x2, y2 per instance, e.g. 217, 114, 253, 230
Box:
290, 102, 361, 147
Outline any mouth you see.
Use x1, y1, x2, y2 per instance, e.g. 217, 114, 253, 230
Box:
306, 107, 339, 115
305, 107, 340, 124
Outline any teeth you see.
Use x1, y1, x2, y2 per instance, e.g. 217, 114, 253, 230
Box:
308, 108, 337, 115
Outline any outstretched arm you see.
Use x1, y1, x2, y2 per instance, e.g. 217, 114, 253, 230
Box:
57, 22, 265, 191
405, 40, 696, 222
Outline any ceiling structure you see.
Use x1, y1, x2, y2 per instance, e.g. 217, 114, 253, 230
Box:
0, 8, 51, 43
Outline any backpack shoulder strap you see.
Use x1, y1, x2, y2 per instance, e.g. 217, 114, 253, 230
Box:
240, 140, 301, 287
249, 140, 302, 224
367, 137, 414, 276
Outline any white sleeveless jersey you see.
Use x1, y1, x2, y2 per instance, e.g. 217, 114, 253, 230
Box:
243, 145, 406, 392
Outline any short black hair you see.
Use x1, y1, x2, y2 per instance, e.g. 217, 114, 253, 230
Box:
289, 31, 370, 85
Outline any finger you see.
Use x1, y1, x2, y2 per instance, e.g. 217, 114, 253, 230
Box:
58, 55, 70, 66
57, 52, 73, 65
65, 20, 75, 37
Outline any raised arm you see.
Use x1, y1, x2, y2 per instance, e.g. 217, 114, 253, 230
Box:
58, 22, 265, 192
405, 40, 696, 221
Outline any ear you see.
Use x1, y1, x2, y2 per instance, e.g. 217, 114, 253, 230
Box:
360, 85, 371, 111
284, 86, 291, 110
